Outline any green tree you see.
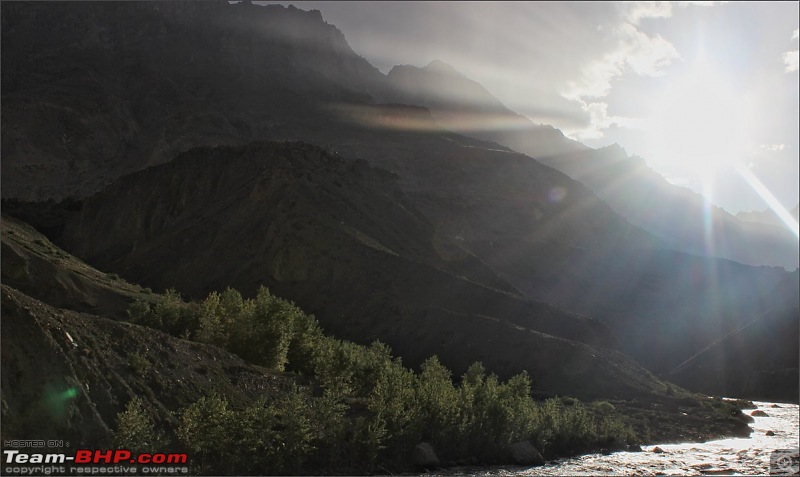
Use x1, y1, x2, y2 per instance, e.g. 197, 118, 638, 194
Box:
227, 286, 297, 370
178, 395, 235, 474
415, 356, 458, 444
114, 397, 166, 453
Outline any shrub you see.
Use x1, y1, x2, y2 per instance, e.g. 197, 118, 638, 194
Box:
592, 400, 616, 415
226, 287, 298, 370
128, 352, 151, 377
178, 395, 236, 474
114, 398, 166, 453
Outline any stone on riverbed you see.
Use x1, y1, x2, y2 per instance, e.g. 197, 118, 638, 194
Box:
508, 440, 545, 466
412, 442, 440, 468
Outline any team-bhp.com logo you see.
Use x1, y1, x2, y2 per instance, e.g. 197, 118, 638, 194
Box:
4, 449, 189, 475
770, 449, 800, 475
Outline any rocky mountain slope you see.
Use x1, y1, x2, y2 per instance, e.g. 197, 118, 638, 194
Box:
1, 283, 294, 448
2, 214, 155, 319
42, 141, 673, 399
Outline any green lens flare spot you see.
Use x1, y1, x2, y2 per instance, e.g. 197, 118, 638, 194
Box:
59, 387, 79, 400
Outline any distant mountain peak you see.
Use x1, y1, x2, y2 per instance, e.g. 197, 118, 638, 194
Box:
425, 59, 458, 72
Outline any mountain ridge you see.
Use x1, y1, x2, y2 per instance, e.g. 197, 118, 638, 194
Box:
383, 60, 799, 270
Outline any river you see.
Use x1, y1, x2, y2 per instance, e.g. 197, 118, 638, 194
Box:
434, 401, 799, 476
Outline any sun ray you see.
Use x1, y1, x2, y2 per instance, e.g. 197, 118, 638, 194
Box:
734, 163, 800, 238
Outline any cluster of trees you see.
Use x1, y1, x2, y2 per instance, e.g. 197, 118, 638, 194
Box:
121, 287, 635, 474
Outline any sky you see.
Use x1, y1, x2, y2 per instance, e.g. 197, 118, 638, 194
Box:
265, 1, 798, 215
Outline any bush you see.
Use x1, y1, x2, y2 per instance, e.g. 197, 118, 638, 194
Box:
178, 387, 348, 475
114, 398, 166, 453
128, 352, 151, 377
592, 400, 616, 415
128, 289, 198, 337
179, 395, 240, 474
226, 287, 298, 370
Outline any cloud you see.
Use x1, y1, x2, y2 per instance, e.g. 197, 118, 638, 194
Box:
784, 51, 799, 73
563, 25, 680, 100
677, 1, 728, 7
623, 2, 673, 25
624, 1, 725, 24
759, 144, 787, 152
564, 101, 644, 140
785, 30, 799, 73
561, 21, 679, 139
560, 1, 735, 141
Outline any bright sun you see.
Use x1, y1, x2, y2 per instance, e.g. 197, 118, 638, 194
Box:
645, 60, 752, 182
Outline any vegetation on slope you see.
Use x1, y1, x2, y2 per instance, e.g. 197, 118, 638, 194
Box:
121, 286, 636, 474
1, 217, 755, 475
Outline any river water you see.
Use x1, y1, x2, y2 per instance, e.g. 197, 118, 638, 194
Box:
435, 401, 799, 476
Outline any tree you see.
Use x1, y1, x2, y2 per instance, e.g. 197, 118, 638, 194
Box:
114, 397, 166, 453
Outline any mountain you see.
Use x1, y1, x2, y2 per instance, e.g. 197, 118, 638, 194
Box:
385, 61, 799, 271
385, 60, 587, 159
668, 272, 800, 402
536, 145, 799, 271
44, 140, 670, 400
736, 203, 799, 229
1, 1, 387, 201
2, 1, 797, 403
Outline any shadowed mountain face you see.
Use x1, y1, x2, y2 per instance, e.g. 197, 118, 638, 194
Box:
1, 1, 387, 200
667, 272, 800, 403
52, 141, 663, 400
2, 2, 797, 401
385, 61, 799, 271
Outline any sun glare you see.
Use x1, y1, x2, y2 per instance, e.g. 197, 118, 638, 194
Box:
646, 60, 751, 182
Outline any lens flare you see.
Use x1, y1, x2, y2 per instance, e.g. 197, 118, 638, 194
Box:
734, 163, 799, 238
548, 187, 567, 203
43, 385, 80, 420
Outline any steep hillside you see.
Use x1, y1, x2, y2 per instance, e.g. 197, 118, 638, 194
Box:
2, 214, 155, 319
296, 120, 793, 377
0, 284, 294, 448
